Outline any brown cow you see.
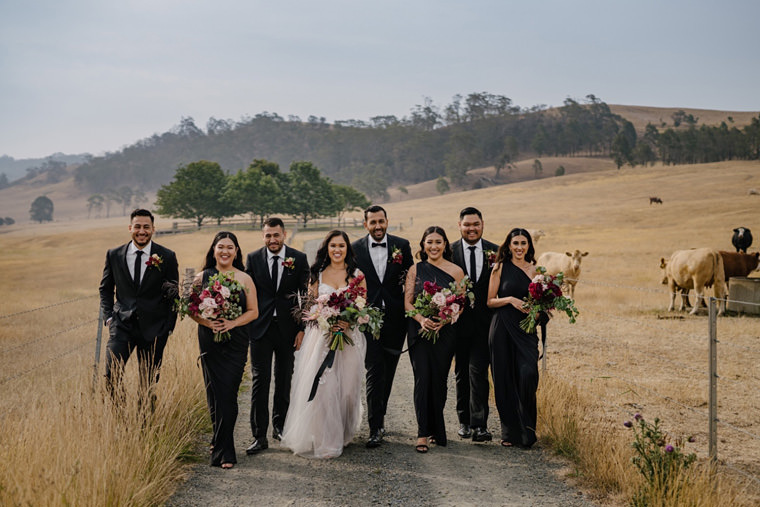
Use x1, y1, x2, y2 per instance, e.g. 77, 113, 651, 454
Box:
660, 248, 726, 315
720, 251, 760, 284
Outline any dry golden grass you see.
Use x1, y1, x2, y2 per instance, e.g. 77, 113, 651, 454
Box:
1, 159, 759, 504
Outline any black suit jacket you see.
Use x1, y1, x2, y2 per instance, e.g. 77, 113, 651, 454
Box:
245, 245, 309, 341
99, 242, 179, 343
452, 238, 499, 331
352, 234, 414, 344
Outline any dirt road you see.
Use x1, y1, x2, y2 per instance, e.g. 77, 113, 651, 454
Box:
169, 354, 594, 506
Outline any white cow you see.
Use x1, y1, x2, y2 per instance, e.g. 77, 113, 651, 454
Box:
527, 229, 546, 244
537, 250, 588, 298
659, 248, 726, 315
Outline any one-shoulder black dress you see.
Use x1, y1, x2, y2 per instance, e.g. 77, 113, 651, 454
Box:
198, 268, 250, 466
408, 261, 457, 446
488, 261, 539, 448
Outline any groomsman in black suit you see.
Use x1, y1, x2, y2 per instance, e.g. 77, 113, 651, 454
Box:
99, 208, 179, 396
352, 205, 413, 448
244, 217, 309, 454
451, 207, 498, 442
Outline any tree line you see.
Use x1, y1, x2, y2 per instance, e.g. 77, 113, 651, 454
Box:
64, 93, 760, 197
72, 94, 639, 196
154, 159, 370, 227
611, 115, 760, 168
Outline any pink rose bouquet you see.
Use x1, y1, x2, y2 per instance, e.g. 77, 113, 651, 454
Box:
406, 277, 474, 343
176, 272, 245, 342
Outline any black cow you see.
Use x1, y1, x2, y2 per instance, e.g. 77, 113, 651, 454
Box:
732, 227, 753, 253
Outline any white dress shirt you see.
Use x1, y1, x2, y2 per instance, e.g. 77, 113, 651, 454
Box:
463, 239, 483, 282
368, 234, 388, 282
127, 241, 152, 284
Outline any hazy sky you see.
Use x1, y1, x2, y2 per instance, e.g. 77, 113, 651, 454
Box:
1, 0, 758, 159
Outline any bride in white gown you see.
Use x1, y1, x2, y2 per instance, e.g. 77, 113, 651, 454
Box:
281, 230, 367, 459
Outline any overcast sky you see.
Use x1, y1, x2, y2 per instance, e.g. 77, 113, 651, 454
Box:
1, 0, 758, 159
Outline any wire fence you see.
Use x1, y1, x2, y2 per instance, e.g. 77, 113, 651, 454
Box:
545, 276, 760, 487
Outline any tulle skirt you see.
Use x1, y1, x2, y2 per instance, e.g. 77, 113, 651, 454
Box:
280, 325, 366, 458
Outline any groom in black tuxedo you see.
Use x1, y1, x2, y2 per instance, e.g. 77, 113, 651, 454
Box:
352, 205, 413, 448
452, 207, 498, 442
244, 217, 309, 454
99, 209, 179, 395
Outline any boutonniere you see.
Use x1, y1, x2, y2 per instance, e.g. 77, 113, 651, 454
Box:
145, 253, 163, 270
282, 257, 296, 270
389, 246, 403, 265
484, 249, 497, 268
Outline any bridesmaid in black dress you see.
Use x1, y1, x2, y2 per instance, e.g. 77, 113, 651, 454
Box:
486, 228, 539, 448
405, 226, 466, 453
189, 232, 258, 469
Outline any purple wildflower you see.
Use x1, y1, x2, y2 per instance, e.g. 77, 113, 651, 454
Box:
665, 445, 674, 453
634, 413, 642, 421
623, 421, 633, 428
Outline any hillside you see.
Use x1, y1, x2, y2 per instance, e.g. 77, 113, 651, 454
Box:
609, 104, 759, 133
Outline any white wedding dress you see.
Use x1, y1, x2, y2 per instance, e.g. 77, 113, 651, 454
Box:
280, 277, 367, 458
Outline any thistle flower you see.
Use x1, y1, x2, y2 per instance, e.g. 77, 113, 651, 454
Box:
624, 421, 633, 428
665, 445, 674, 453
634, 413, 642, 421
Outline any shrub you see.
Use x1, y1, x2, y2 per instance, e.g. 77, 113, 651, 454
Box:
624, 414, 696, 506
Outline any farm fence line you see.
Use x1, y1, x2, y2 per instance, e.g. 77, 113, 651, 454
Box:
544, 276, 760, 487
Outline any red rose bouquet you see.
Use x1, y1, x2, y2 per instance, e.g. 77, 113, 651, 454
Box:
520, 266, 578, 333
406, 277, 474, 343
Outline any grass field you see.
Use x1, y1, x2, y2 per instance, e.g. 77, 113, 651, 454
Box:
1, 159, 759, 504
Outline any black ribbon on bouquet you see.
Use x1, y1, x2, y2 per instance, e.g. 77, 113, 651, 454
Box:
538, 312, 549, 360
308, 349, 336, 402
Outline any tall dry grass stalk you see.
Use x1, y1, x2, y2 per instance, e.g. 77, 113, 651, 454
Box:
0, 322, 208, 506
537, 372, 745, 506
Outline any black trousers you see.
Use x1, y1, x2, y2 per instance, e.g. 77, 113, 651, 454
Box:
409, 326, 456, 446
455, 321, 491, 428
364, 323, 404, 433
104, 321, 168, 393
199, 327, 248, 466
249, 320, 295, 438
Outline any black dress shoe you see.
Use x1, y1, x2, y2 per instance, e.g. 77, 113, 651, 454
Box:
457, 423, 472, 438
366, 429, 383, 448
272, 426, 283, 441
245, 437, 268, 455
471, 427, 493, 442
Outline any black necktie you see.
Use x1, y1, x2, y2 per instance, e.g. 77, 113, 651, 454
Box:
468, 246, 477, 283
372, 242, 386, 248
134, 250, 144, 287
271, 255, 279, 290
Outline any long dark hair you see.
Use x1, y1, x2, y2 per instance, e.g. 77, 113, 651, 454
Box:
309, 230, 358, 285
203, 231, 245, 271
495, 228, 536, 265
418, 226, 453, 262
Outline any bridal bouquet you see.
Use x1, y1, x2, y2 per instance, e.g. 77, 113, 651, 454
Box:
176, 272, 246, 342
520, 266, 579, 333
303, 274, 384, 351
406, 277, 474, 343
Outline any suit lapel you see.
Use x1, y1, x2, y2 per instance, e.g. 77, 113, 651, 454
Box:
358, 236, 381, 284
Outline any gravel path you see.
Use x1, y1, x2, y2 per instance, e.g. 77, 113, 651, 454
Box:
169, 355, 595, 506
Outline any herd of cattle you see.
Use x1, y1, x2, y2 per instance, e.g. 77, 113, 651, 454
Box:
659, 227, 757, 315
532, 227, 757, 316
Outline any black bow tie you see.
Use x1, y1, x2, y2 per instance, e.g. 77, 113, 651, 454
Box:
372, 242, 387, 248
